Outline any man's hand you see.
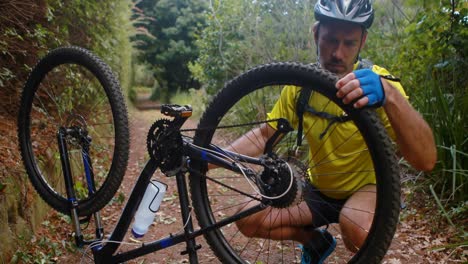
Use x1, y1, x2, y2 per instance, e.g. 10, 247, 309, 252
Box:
336, 69, 385, 108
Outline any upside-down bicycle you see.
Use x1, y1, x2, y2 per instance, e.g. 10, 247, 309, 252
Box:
18, 46, 400, 263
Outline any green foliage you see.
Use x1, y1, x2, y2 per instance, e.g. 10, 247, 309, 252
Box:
447, 200, 468, 221
369, 0, 467, 210
0, 67, 14, 87
110, 191, 126, 205
191, 0, 316, 94
10, 217, 77, 263
129, 85, 153, 103
0, 0, 135, 260
402, 1, 467, 205
150, 82, 166, 102
0, 182, 5, 194
132, 0, 208, 101
132, 63, 156, 87
0, 0, 134, 94
129, 62, 157, 103
53, 0, 135, 91
11, 234, 65, 264
189, 0, 467, 228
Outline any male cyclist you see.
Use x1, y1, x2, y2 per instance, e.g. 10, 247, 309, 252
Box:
229, 0, 437, 263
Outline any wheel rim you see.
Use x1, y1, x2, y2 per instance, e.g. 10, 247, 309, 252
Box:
25, 62, 117, 212
191, 65, 400, 263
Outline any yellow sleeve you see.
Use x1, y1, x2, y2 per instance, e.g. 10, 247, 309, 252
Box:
266, 85, 301, 130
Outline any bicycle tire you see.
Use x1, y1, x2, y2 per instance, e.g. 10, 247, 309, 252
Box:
18, 46, 129, 216
189, 63, 400, 263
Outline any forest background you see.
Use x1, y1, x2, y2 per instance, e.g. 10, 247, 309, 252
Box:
0, 0, 466, 262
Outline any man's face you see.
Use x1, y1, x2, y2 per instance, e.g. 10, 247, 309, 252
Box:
315, 20, 366, 77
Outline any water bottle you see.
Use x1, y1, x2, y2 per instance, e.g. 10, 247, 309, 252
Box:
131, 180, 167, 238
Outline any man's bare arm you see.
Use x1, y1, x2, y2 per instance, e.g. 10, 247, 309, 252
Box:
380, 80, 437, 171
226, 123, 276, 157
336, 73, 437, 171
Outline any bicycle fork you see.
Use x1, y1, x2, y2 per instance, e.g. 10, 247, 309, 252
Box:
57, 127, 104, 247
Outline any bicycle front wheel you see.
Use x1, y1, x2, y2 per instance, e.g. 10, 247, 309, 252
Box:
18, 46, 129, 216
190, 63, 400, 263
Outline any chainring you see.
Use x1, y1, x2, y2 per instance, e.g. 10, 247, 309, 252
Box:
147, 119, 184, 174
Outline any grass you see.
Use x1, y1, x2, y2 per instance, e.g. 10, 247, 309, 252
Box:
412, 68, 467, 240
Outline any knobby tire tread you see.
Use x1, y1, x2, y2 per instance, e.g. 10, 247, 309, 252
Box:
189, 62, 400, 264
18, 46, 129, 216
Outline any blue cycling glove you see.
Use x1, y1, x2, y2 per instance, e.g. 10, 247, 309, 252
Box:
354, 69, 385, 107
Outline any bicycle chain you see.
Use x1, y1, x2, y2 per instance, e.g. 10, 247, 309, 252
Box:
179, 118, 283, 132
179, 116, 307, 208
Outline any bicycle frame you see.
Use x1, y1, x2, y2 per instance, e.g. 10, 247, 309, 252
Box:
21, 54, 403, 264
58, 105, 279, 263
92, 157, 266, 263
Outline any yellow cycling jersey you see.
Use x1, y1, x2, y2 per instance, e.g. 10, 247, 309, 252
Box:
267, 63, 408, 199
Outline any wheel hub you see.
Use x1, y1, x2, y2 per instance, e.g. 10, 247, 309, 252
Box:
260, 157, 305, 208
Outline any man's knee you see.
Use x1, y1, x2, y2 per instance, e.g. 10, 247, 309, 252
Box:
339, 207, 372, 252
235, 218, 254, 237
234, 199, 266, 238
235, 214, 264, 238
339, 184, 376, 252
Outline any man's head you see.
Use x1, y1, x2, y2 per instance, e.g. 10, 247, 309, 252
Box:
313, 0, 374, 77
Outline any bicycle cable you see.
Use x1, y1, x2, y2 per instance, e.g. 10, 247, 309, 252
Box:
79, 208, 195, 264
188, 141, 294, 200
80, 240, 142, 264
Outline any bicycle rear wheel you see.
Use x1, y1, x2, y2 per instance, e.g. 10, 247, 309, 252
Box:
190, 63, 400, 263
18, 46, 129, 216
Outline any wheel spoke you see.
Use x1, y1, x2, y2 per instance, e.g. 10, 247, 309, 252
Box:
190, 63, 400, 263
19, 47, 128, 216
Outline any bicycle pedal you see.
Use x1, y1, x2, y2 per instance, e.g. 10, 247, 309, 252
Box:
161, 104, 192, 118
180, 244, 202, 255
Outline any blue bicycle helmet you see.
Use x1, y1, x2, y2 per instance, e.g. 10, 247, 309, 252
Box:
314, 0, 374, 29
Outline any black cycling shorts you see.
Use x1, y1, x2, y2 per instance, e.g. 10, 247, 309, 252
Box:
303, 182, 347, 228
